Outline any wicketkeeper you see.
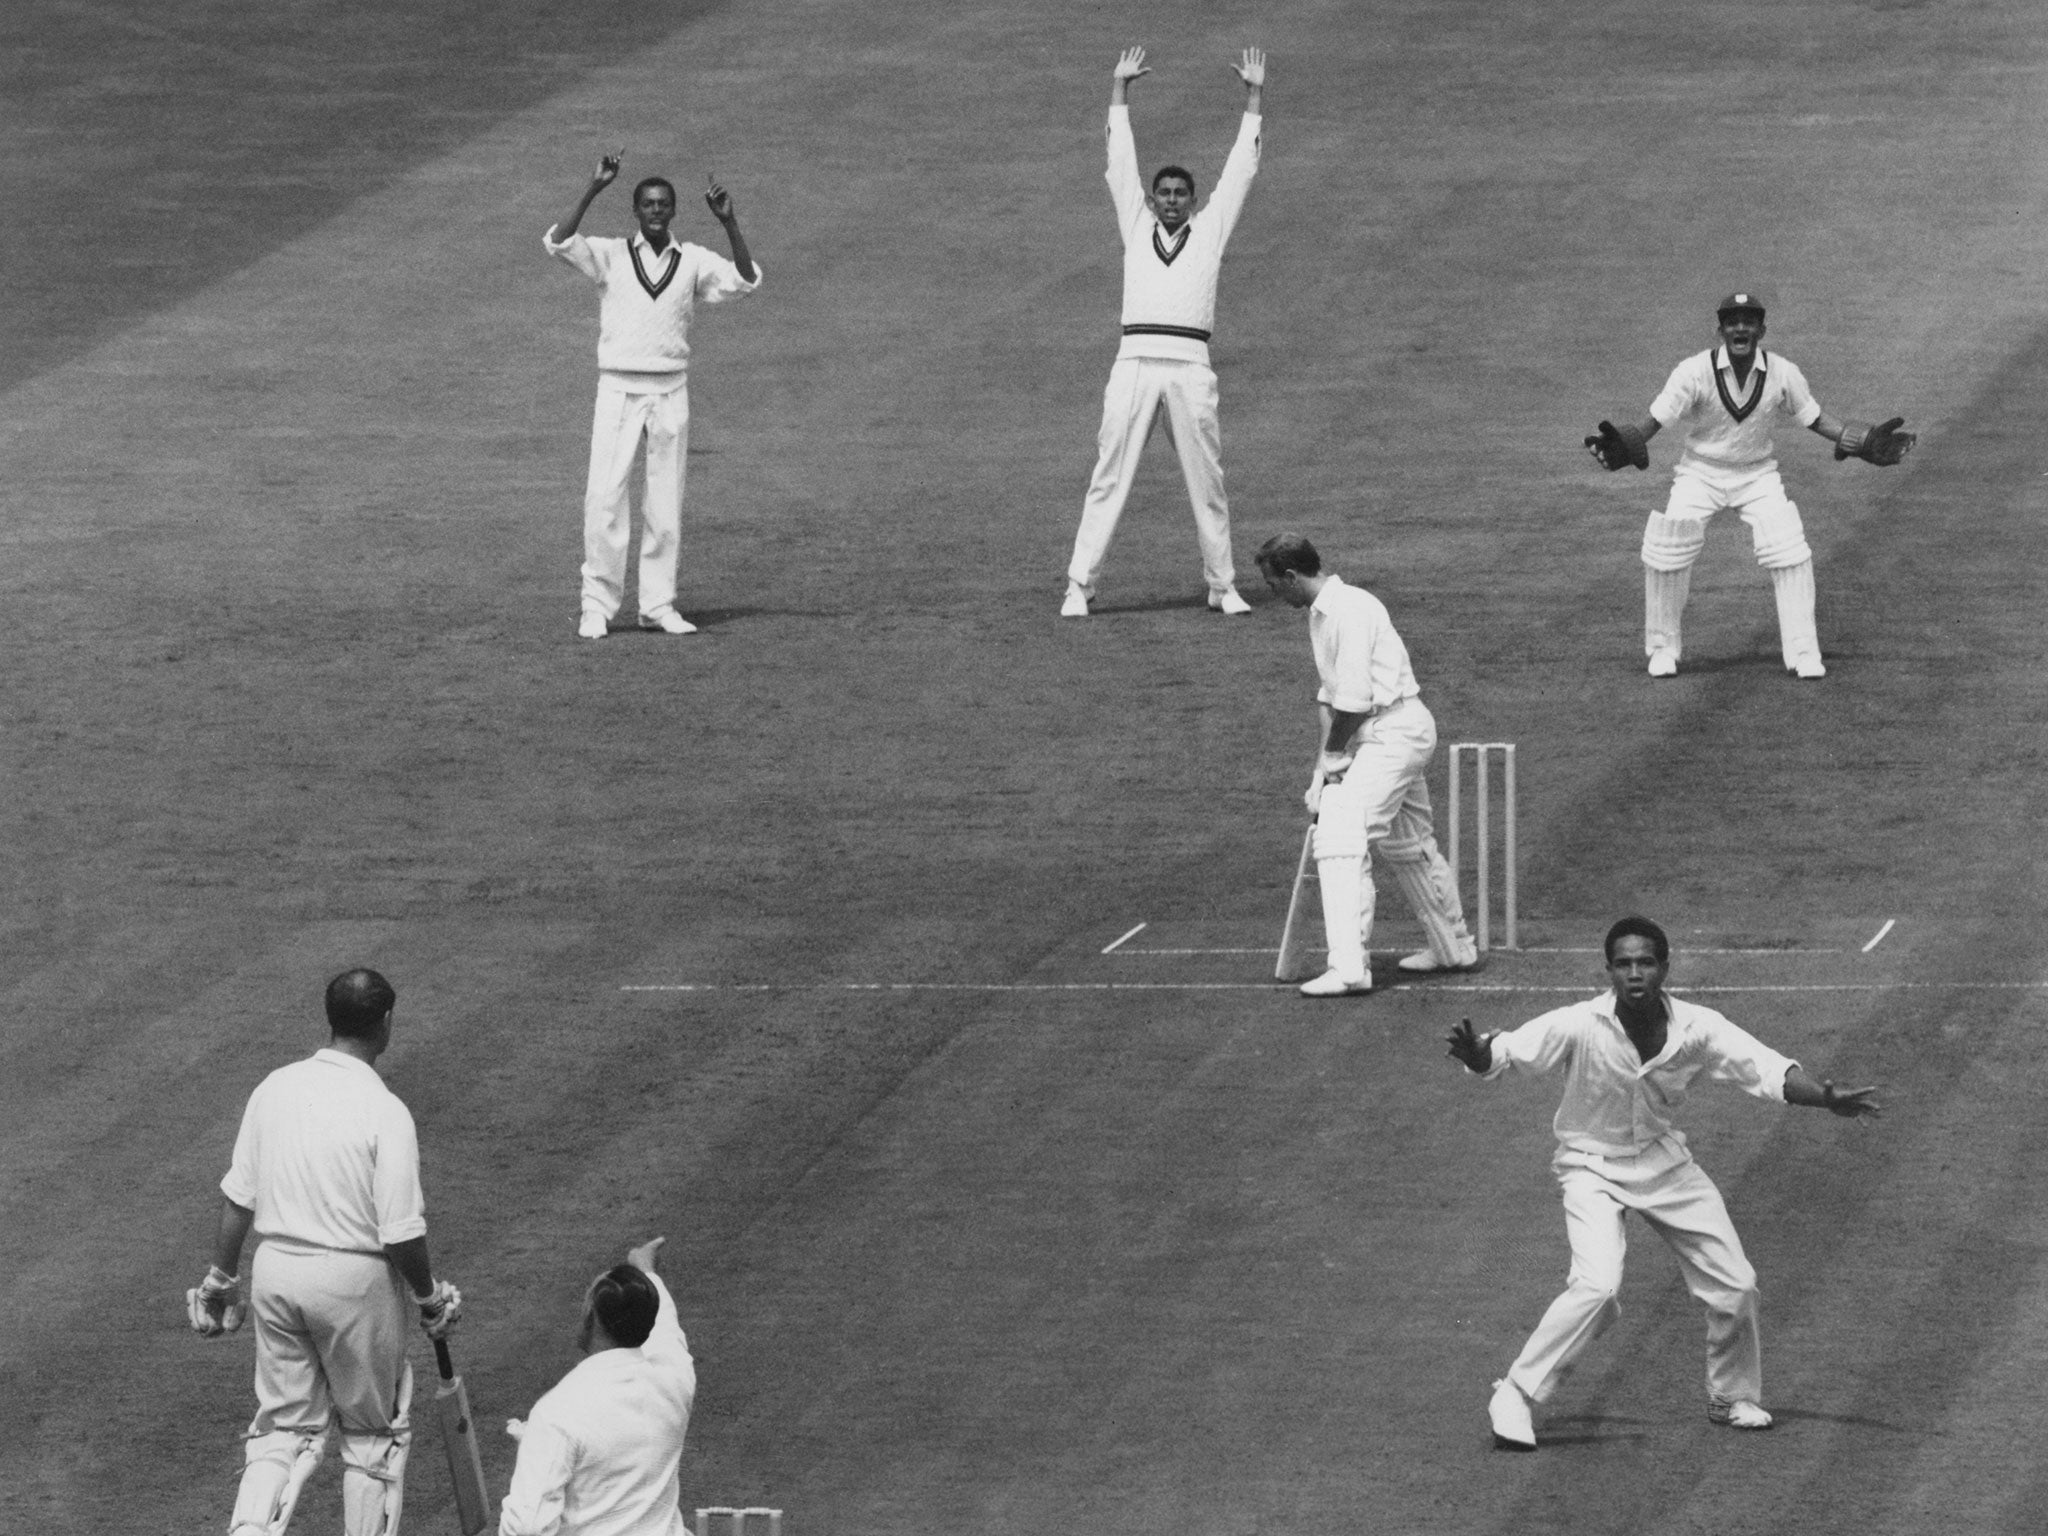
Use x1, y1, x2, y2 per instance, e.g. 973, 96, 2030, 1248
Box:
1586, 292, 1914, 680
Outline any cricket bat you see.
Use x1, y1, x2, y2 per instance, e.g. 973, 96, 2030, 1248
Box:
433, 1337, 491, 1535
1274, 822, 1319, 982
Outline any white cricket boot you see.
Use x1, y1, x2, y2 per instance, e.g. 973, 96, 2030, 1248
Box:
1061, 581, 1091, 618
1489, 1378, 1537, 1451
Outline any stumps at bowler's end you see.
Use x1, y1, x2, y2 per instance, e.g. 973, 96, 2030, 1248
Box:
697, 1509, 784, 1536
1448, 742, 1518, 951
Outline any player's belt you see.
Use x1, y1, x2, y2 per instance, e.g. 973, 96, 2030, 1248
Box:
1121, 324, 1212, 341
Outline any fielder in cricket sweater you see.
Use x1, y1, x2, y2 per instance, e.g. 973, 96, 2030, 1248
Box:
1062, 46, 1264, 618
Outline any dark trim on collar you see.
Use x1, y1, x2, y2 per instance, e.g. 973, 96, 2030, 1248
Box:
1151, 224, 1191, 265
630, 241, 680, 299
1714, 349, 1767, 424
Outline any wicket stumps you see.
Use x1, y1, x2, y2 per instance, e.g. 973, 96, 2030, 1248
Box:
696, 1510, 783, 1536
1446, 742, 1517, 951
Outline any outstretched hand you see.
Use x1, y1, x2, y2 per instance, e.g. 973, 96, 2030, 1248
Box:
1445, 1017, 1492, 1072
1114, 46, 1151, 82
1823, 1082, 1882, 1119
704, 178, 736, 222
594, 150, 622, 188
627, 1235, 667, 1273
1233, 47, 1266, 88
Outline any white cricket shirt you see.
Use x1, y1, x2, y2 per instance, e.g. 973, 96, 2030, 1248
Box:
498, 1271, 698, 1536
220, 1049, 428, 1253
1106, 105, 1261, 365
544, 229, 761, 384
1307, 575, 1420, 715
1479, 993, 1798, 1167
1649, 347, 1822, 469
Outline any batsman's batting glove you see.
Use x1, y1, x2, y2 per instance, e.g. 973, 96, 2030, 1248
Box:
1304, 771, 1324, 816
187, 1265, 245, 1336
415, 1279, 464, 1339
1317, 751, 1354, 781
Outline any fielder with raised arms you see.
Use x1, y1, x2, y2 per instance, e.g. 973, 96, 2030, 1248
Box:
189, 969, 464, 1536
1062, 46, 1264, 619
1586, 293, 1914, 680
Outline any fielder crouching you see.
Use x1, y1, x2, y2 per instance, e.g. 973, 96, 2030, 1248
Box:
189, 969, 463, 1536
1446, 917, 1880, 1450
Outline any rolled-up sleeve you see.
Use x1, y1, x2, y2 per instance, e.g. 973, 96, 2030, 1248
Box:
220, 1089, 262, 1209
694, 252, 762, 304
1104, 105, 1146, 230
1648, 359, 1698, 427
1479, 1007, 1577, 1080
1775, 358, 1823, 428
498, 1417, 576, 1536
371, 1100, 428, 1246
543, 228, 604, 282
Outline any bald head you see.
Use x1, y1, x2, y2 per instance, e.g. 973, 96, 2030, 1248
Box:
325, 969, 396, 1040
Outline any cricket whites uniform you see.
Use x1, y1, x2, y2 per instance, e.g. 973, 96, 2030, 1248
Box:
1066, 104, 1260, 602
1474, 995, 1799, 1410
1640, 347, 1826, 671
1305, 576, 1475, 982
219, 1049, 431, 1536
498, 1271, 697, 1536
544, 227, 761, 626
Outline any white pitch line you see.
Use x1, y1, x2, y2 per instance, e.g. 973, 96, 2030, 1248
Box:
1100, 923, 1148, 955
620, 980, 2048, 995
1118, 946, 1280, 956
1517, 946, 1845, 956
1862, 919, 1897, 953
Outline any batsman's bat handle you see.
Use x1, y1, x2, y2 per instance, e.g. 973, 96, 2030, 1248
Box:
434, 1337, 457, 1381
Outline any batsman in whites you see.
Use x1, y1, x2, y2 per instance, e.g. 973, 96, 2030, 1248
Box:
189, 969, 464, 1536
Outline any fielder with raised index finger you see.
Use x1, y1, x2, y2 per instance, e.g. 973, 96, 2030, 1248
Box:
1061, 46, 1265, 619
546, 153, 761, 639
1586, 292, 1914, 680
189, 969, 464, 1536
1446, 917, 1880, 1451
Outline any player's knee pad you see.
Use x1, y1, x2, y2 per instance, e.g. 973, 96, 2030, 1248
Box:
1640, 512, 1706, 573
1377, 829, 1432, 866
1749, 503, 1811, 569
1312, 816, 1370, 861
340, 1431, 410, 1536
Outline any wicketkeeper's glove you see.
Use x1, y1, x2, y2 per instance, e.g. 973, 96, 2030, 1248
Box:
187, 1265, 245, 1336
1833, 416, 1915, 466
1584, 419, 1650, 471
415, 1279, 464, 1339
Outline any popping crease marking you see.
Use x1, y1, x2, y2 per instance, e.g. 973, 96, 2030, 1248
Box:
620, 980, 2048, 994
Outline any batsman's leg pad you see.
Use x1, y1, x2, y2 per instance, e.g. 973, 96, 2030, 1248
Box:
340, 1429, 411, 1536
1770, 558, 1820, 667
1640, 512, 1706, 573
1381, 828, 1475, 965
1310, 775, 1371, 860
1315, 855, 1369, 981
1747, 502, 1811, 570
231, 1430, 327, 1536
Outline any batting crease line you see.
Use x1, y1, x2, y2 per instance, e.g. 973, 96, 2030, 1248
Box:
1100, 923, 1148, 954
621, 981, 2048, 995
1115, 946, 1847, 957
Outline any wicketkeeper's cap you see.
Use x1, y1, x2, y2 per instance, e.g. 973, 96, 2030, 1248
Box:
1716, 291, 1767, 320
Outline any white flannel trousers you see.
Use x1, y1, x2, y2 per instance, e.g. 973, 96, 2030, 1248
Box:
583, 378, 690, 620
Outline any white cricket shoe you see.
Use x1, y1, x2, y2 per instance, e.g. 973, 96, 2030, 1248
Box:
1709, 1399, 1773, 1430
1647, 648, 1679, 678
1791, 655, 1826, 680
1298, 968, 1372, 998
578, 611, 608, 640
1061, 583, 1090, 618
1396, 941, 1481, 974
1209, 587, 1252, 616
639, 609, 698, 635
1489, 1378, 1536, 1451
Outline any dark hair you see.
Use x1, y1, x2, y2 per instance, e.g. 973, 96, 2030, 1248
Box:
1152, 165, 1197, 198
591, 1264, 659, 1348
1254, 532, 1322, 580
632, 176, 677, 207
325, 969, 396, 1038
1603, 916, 1670, 964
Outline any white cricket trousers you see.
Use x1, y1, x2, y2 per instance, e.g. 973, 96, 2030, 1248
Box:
1505, 1150, 1763, 1408
1310, 697, 1473, 976
233, 1242, 414, 1536
583, 377, 690, 621
1067, 356, 1236, 597
1641, 457, 1819, 668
